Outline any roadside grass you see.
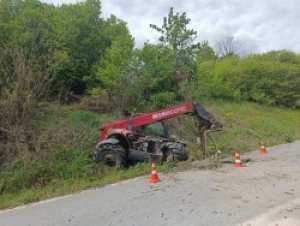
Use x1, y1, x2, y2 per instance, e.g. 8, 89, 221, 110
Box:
0, 100, 299, 210
208, 99, 299, 155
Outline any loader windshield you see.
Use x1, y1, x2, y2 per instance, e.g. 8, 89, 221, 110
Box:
144, 122, 167, 138
133, 122, 167, 138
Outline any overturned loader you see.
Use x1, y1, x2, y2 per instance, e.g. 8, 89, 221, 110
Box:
95, 101, 222, 167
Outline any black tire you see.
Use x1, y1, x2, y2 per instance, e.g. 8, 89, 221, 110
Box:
165, 149, 175, 162
163, 142, 188, 162
95, 143, 127, 168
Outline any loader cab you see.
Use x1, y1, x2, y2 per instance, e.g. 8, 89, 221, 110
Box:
130, 113, 169, 138
143, 121, 168, 138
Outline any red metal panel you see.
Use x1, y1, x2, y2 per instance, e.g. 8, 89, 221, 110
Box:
100, 101, 194, 140
130, 101, 193, 127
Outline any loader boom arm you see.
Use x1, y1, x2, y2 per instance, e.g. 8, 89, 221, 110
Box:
130, 102, 194, 126
100, 101, 220, 141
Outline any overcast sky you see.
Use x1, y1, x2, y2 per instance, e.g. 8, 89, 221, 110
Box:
43, 0, 300, 54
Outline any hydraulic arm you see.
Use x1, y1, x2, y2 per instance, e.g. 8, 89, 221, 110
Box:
100, 101, 221, 141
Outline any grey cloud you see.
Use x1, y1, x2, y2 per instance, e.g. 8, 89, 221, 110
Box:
42, 0, 300, 53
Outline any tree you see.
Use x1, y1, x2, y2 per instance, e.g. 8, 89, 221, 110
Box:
85, 15, 134, 94
150, 7, 203, 89
179, 40, 218, 101
195, 41, 217, 62
49, 0, 105, 98
215, 36, 241, 57
236, 51, 300, 107
128, 43, 176, 108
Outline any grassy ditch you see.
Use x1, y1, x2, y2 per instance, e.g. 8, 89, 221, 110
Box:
0, 100, 299, 210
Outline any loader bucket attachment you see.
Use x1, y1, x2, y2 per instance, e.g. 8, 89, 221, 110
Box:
193, 102, 222, 131
193, 102, 222, 157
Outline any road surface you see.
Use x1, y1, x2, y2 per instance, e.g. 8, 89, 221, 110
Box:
1, 141, 300, 226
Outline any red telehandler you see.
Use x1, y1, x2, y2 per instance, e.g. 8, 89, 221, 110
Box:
94, 101, 222, 167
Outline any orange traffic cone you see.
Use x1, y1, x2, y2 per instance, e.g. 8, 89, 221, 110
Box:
260, 141, 268, 154
234, 150, 245, 167
149, 160, 162, 183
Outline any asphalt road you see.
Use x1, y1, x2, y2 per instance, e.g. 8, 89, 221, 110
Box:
1, 141, 300, 226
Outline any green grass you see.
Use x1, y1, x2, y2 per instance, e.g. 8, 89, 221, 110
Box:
207, 100, 299, 154
0, 100, 299, 210
0, 162, 181, 210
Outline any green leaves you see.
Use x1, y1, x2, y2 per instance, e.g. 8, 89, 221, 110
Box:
192, 51, 300, 108
0, 1, 299, 110
150, 7, 196, 51
87, 15, 134, 94
129, 44, 176, 108
49, 0, 105, 95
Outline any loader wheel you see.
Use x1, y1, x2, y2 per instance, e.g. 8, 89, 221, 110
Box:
163, 143, 188, 162
95, 144, 127, 168
165, 149, 175, 162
